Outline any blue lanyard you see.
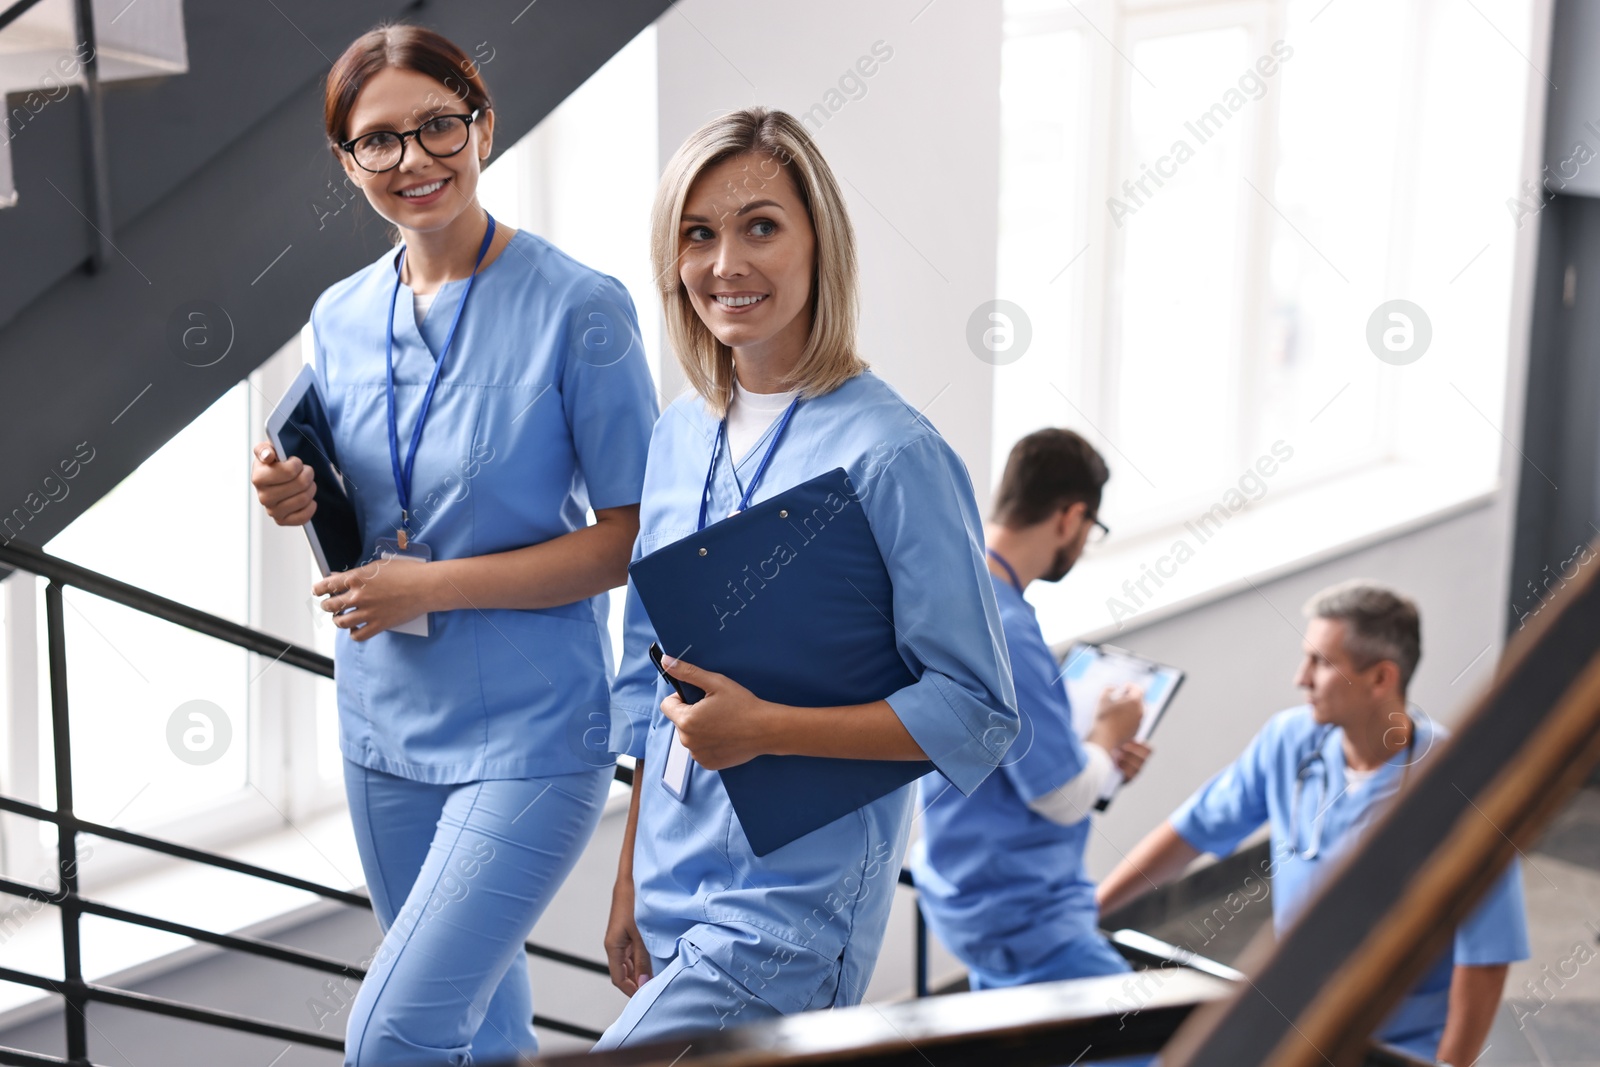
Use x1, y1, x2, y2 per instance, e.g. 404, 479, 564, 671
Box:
385, 213, 496, 539
697, 395, 800, 531
986, 548, 1024, 594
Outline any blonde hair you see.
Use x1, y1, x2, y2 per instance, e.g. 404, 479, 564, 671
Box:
650, 107, 866, 416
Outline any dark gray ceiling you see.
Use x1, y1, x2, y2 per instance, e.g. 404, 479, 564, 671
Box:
0, 0, 674, 549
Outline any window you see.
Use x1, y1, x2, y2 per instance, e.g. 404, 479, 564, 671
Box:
39, 384, 256, 840
994, 0, 1534, 544
478, 23, 661, 391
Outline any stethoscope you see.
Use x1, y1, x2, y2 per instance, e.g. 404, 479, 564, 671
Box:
1290, 713, 1418, 860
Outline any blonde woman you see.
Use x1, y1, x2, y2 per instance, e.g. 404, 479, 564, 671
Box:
596, 107, 1018, 1047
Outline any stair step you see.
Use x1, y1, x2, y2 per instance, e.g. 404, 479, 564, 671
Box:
0, 0, 187, 207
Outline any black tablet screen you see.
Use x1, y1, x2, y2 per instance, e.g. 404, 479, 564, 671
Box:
277, 382, 363, 574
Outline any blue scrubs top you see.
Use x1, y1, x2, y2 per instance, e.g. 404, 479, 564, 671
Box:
312, 229, 659, 784
909, 574, 1102, 979
1171, 706, 1530, 1050
609, 370, 1018, 1008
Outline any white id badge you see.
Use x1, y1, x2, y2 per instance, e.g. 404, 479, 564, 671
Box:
661, 724, 692, 800
373, 537, 431, 637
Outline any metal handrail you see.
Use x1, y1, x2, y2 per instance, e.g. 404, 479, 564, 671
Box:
1162, 537, 1600, 1064
0, 793, 367, 904
896, 860, 1244, 1001
0, 540, 334, 678
0, 540, 622, 1063
0, 0, 50, 35
539, 968, 1234, 1067
3, 517, 1461, 1067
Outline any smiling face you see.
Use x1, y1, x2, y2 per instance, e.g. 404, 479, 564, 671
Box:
677, 151, 817, 374
338, 67, 493, 235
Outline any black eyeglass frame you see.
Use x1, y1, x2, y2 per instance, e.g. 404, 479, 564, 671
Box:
1087, 515, 1111, 543
338, 109, 483, 174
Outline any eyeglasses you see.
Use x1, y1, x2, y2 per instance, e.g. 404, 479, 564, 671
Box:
1087, 516, 1110, 544
339, 110, 481, 174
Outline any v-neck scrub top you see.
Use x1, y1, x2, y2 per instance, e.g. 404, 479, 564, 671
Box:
1170, 706, 1529, 1052
909, 573, 1107, 980
311, 229, 659, 784
609, 370, 1019, 1005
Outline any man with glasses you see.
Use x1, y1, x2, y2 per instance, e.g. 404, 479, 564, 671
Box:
910, 428, 1151, 993
1097, 581, 1528, 1066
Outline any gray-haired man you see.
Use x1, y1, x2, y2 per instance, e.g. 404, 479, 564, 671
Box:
1097, 580, 1528, 1065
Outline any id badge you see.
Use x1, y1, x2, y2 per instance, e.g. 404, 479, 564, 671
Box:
661, 723, 692, 801
373, 537, 431, 638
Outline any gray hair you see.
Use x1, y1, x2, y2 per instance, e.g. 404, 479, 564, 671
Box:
1303, 580, 1421, 693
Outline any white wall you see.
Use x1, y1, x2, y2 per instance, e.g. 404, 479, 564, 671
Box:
653, 0, 1003, 494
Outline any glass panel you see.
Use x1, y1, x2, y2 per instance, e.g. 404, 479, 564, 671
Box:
991, 26, 1089, 480
479, 23, 661, 389
53, 588, 249, 827
42, 384, 253, 828
45, 384, 250, 622
1386, 0, 1531, 484
1108, 25, 1252, 527
1253, 0, 1407, 479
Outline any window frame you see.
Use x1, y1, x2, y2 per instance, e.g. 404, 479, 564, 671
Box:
0, 337, 347, 892
997, 0, 1448, 541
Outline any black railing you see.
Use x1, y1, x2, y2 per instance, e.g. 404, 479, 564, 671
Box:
894, 869, 1242, 1000
0, 539, 623, 1066
0, 0, 50, 35
70, 0, 114, 273
0, 528, 1237, 1065
1162, 539, 1600, 1067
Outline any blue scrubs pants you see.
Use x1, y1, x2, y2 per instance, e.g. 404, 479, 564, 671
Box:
1383, 1027, 1443, 1061
341, 760, 611, 1066
966, 930, 1130, 990
591, 928, 843, 1051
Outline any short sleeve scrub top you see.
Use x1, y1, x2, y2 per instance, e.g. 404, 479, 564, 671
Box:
310, 227, 659, 784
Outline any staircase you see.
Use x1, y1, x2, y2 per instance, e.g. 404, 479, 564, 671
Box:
0, 0, 674, 552
0, 0, 187, 211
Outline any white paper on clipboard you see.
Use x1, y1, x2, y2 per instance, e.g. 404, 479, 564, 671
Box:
1059, 642, 1185, 808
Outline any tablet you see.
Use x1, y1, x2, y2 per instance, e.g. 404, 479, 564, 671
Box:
1059, 641, 1186, 810
265, 365, 363, 577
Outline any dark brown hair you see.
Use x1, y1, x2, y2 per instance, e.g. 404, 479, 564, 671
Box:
991, 428, 1109, 528
324, 24, 492, 153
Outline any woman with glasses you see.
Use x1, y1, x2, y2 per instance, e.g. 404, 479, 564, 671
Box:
594, 107, 1018, 1048
248, 23, 657, 1066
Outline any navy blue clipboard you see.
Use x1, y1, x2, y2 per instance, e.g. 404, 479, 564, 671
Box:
628, 467, 934, 856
